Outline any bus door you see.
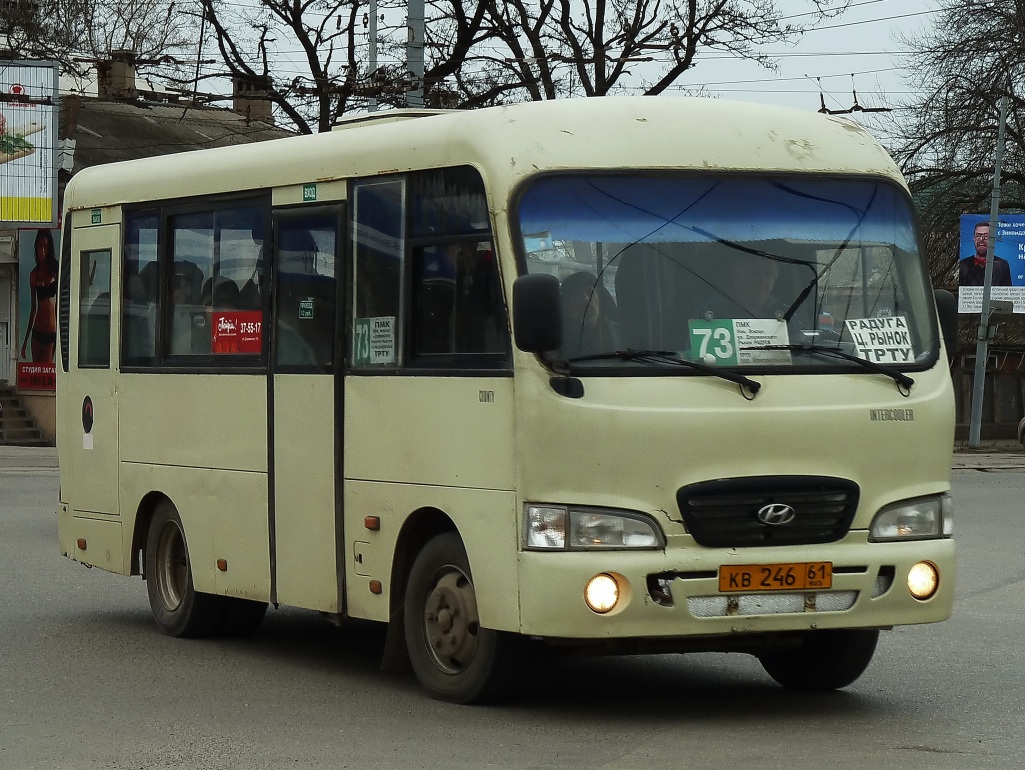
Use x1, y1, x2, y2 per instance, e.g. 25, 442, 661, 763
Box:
64, 223, 119, 517
269, 206, 344, 612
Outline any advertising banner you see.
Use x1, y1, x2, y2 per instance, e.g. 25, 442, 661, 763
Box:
17, 227, 60, 392
0, 60, 58, 227
957, 214, 1025, 314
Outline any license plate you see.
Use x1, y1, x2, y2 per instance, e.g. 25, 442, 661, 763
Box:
719, 562, 832, 593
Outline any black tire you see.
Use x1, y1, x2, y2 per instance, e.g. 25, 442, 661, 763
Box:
403, 532, 518, 704
758, 629, 879, 692
144, 499, 227, 638
219, 598, 268, 637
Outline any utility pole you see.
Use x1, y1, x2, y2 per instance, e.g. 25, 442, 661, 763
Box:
368, 0, 378, 112
968, 94, 1009, 447
406, 0, 424, 107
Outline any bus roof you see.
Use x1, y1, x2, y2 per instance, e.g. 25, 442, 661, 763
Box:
63, 96, 906, 212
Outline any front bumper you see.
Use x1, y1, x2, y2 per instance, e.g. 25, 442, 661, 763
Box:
517, 533, 955, 642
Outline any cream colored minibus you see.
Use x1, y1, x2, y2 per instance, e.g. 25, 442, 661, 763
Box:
56, 97, 958, 703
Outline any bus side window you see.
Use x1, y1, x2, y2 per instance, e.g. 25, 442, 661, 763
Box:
413, 240, 505, 357
406, 165, 508, 365
352, 179, 404, 367
166, 203, 266, 359
122, 212, 159, 367
274, 214, 338, 371
78, 249, 112, 368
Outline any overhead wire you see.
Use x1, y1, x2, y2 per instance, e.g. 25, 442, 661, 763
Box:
154, 0, 949, 112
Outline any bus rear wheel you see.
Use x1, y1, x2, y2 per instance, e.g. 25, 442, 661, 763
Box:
403, 532, 516, 704
758, 629, 879, 691
145, 500, 226, 638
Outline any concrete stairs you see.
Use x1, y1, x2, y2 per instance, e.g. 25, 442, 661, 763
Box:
0, 385, 50, 446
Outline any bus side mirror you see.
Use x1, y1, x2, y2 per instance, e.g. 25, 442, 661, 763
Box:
513, 273, 562, 353
934, 288, 958, 365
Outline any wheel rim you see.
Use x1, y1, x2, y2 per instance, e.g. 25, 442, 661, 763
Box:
154, 520, 188, 612
422, 565, 481, 675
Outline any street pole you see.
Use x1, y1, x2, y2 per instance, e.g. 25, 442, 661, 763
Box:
406, 0, 424, 107
968, 94, 1009, 447
368, 0, 378, 112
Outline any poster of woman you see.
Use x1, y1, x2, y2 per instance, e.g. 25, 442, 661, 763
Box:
17, 227, 60, 391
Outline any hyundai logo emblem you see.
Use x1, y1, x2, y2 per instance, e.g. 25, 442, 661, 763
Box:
756, 503, 797, 526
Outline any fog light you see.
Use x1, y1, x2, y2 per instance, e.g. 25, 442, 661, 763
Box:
584, 573, 620, 614
907, 561, 939, 600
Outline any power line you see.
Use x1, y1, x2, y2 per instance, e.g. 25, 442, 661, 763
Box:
795, 8, 941, 34
684, 66, 903, 88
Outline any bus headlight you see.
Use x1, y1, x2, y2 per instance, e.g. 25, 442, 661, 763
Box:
524, 505, 665, 550
869, 494, 953, 542
907, 561, 939, 600
584, 573, 620, 613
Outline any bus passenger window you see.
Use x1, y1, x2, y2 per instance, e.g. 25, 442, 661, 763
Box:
78, 249, 112, 368
169, 261, 203, 355
413, 240, 505, 357
168, 203, 265, 358
352, 179, 404, 367
410, 166, 490, 238
122, 212, 159, 367
274, 214, 338, 371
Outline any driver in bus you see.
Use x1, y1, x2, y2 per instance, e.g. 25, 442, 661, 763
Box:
709, 254, 783, 320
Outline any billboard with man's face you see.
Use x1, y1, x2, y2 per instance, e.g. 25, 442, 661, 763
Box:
957, 214, 1025, 314
0, 60, 58, 227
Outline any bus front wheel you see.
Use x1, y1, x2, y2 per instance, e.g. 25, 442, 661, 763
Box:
758, 629, 879, 691
145, 500, 226, 638
403, 532, 516, 703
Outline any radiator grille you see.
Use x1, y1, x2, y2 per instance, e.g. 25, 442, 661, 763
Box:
676, 476, 860, 548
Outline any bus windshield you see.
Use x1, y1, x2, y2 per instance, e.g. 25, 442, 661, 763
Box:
517, 174, 937, 371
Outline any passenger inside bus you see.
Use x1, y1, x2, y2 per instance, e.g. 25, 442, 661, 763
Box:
414, 240, 504, 356
559, 270, 620, 358
614, 243, 694, 351
275, 226, 336, 369
706, 253, 784, 321
169, 263, 203, 354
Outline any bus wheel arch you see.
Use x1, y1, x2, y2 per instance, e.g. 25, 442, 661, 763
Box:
131, 491, 168, 577
381, 507, 456, 675
143, 497, 226, 638
400, 529, 518, 703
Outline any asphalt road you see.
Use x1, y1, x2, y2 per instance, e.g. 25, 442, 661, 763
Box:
1, 451, 1023, 769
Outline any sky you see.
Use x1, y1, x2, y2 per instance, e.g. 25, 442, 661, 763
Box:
673, 0, 941, 118
249, 0, 939, 114
60, 0, 941, 128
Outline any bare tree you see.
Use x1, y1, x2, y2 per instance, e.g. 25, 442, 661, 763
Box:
420, 0, 851, 106
2, 0, 199, 86
191, 0, 500, 133
183, 0, 854, 132
886, 0, 1025, 286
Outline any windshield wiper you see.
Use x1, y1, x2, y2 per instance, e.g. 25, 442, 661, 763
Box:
745, 343, 914, 390
556, 349, 761, 396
